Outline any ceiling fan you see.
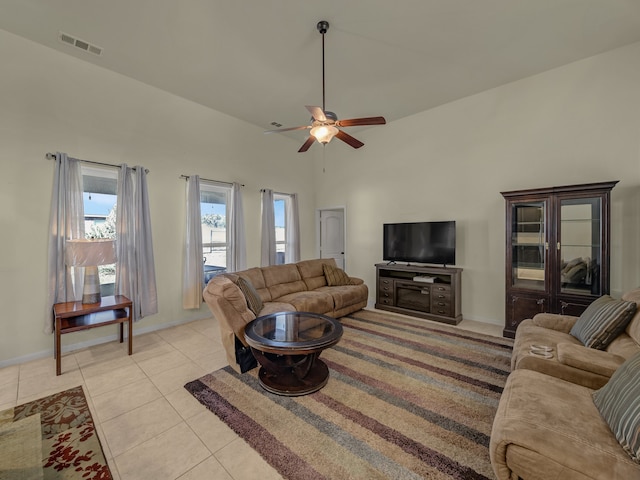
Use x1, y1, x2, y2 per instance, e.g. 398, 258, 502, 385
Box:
265, 20, 386, 153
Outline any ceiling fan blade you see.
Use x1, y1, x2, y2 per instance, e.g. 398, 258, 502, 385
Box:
264, 125, 310, 134
335, 116, 386, 127
305, 105, 326, 122
335, 130, 364, 149
298, 136, 316, 153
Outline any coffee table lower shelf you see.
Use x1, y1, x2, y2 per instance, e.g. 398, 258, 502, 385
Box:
251, 349, 330, 396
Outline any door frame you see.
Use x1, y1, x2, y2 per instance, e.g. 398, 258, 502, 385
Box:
316, 206, 347, 267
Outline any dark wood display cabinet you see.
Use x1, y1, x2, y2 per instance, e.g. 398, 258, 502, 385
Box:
375, 263, 463, 325
501, 181, 617, 338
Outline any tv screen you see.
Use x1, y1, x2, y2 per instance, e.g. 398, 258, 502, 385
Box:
383, 221, 456, 266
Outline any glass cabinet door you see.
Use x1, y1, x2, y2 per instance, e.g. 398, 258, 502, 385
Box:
558, 197, 602, 296
511, 201, 546, 290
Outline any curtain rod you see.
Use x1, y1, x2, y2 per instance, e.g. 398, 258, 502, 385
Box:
180, 175, 243, 187
261, 188, 289, 196
46, 152, 149, 173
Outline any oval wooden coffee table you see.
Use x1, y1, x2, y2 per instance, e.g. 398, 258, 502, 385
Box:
244, 311, 343, 396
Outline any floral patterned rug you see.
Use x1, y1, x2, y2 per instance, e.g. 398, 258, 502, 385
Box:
0, 385, 112, 479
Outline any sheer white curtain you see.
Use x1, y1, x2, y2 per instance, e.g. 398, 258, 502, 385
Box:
45, 152, 85, 333
183, 176, 203, 309
284, 193, 301, 263
228, 182, 246, 272
115, 164, 158, 321
260, 188, 276, 266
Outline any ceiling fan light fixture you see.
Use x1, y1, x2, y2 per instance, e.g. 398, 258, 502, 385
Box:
310, 124, 338, 144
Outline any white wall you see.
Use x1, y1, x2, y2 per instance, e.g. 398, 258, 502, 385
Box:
314, 41, 640, 325
2, 28, 640, 366
0, 30, 315, 365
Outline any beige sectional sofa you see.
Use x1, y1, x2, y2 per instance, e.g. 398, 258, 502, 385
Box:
203, 258, 368, 373
490, 288, 640, 479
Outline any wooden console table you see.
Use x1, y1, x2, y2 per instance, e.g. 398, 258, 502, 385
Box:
53, 295, 133, 375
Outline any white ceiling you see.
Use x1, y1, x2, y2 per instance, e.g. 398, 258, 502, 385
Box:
2, 0, 640, 143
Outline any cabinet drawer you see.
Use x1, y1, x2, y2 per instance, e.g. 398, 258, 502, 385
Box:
431, 291, 451, 302
377, 280, 394, 305
431, 284, 451, 293
378, 290, 393, 299
431, 300, 452, 316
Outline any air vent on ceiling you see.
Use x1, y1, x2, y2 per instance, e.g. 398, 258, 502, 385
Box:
270, 121, 283, 128
58, 31, 103, 56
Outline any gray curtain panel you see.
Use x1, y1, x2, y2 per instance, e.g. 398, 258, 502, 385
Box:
260, 188, 276, 266
45, 152, 85, 334
115, 164, 158, 321
183, 175, 203, 309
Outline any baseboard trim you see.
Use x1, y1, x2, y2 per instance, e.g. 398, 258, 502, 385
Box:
0, 315, 212, 369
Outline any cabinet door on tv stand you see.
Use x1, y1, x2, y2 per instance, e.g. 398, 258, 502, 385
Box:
504, 293, 549, 338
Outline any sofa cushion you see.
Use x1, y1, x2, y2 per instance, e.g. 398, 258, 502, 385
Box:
592, 352, 640, 463
276, 290, 334, 313
296, 258, 336, 290
557, 342, 626, 378
606, 332, 640, 359
511, 320, 583, 371
323, 263, 353, 286
258, 301, 297, 316
237, 267, 271, 302
236, 277, 263, 316
622, 288, 640, 345
262, 264, 307, 299
570, 295, 637, 349
530, 312, 578, 334
317, 284, 369, 311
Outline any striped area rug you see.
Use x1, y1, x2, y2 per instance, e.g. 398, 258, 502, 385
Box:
185, 309, 513, 480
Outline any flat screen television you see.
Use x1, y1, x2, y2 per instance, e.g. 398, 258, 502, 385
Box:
383, 221, 456, 266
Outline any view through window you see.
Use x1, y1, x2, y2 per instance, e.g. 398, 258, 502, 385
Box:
274, 194, 287, 265
82, 166, 117, 295
201, 183, 230, 281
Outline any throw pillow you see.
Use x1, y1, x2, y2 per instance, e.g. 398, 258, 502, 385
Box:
323, 263, 352, 286
236, 277, 263, 316
570, 295, 637, 349
592, 351, 640, 463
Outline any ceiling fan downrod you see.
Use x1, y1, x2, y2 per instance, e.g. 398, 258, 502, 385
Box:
317, 21, 329, 112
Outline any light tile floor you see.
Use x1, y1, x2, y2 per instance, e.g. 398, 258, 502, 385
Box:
0, 310, 502, 480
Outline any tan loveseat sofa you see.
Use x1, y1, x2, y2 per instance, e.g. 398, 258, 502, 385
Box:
490, 288, 640, 480
510, 288, 640, 389
203, 258, 368, 373
490, 369, 640, 480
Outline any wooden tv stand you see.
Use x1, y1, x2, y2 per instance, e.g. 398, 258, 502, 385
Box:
375, 263, 463, 325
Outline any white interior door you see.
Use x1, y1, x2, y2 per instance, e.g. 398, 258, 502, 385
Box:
319, 208, 345, 269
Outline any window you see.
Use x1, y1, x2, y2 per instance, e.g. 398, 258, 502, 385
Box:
201, 182, 231, 279
274, 195, 286, 264
81, 165, 117, 295
273, 192, 299, 265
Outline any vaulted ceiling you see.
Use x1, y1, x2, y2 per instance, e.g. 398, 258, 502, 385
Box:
2, 1, 640, 142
